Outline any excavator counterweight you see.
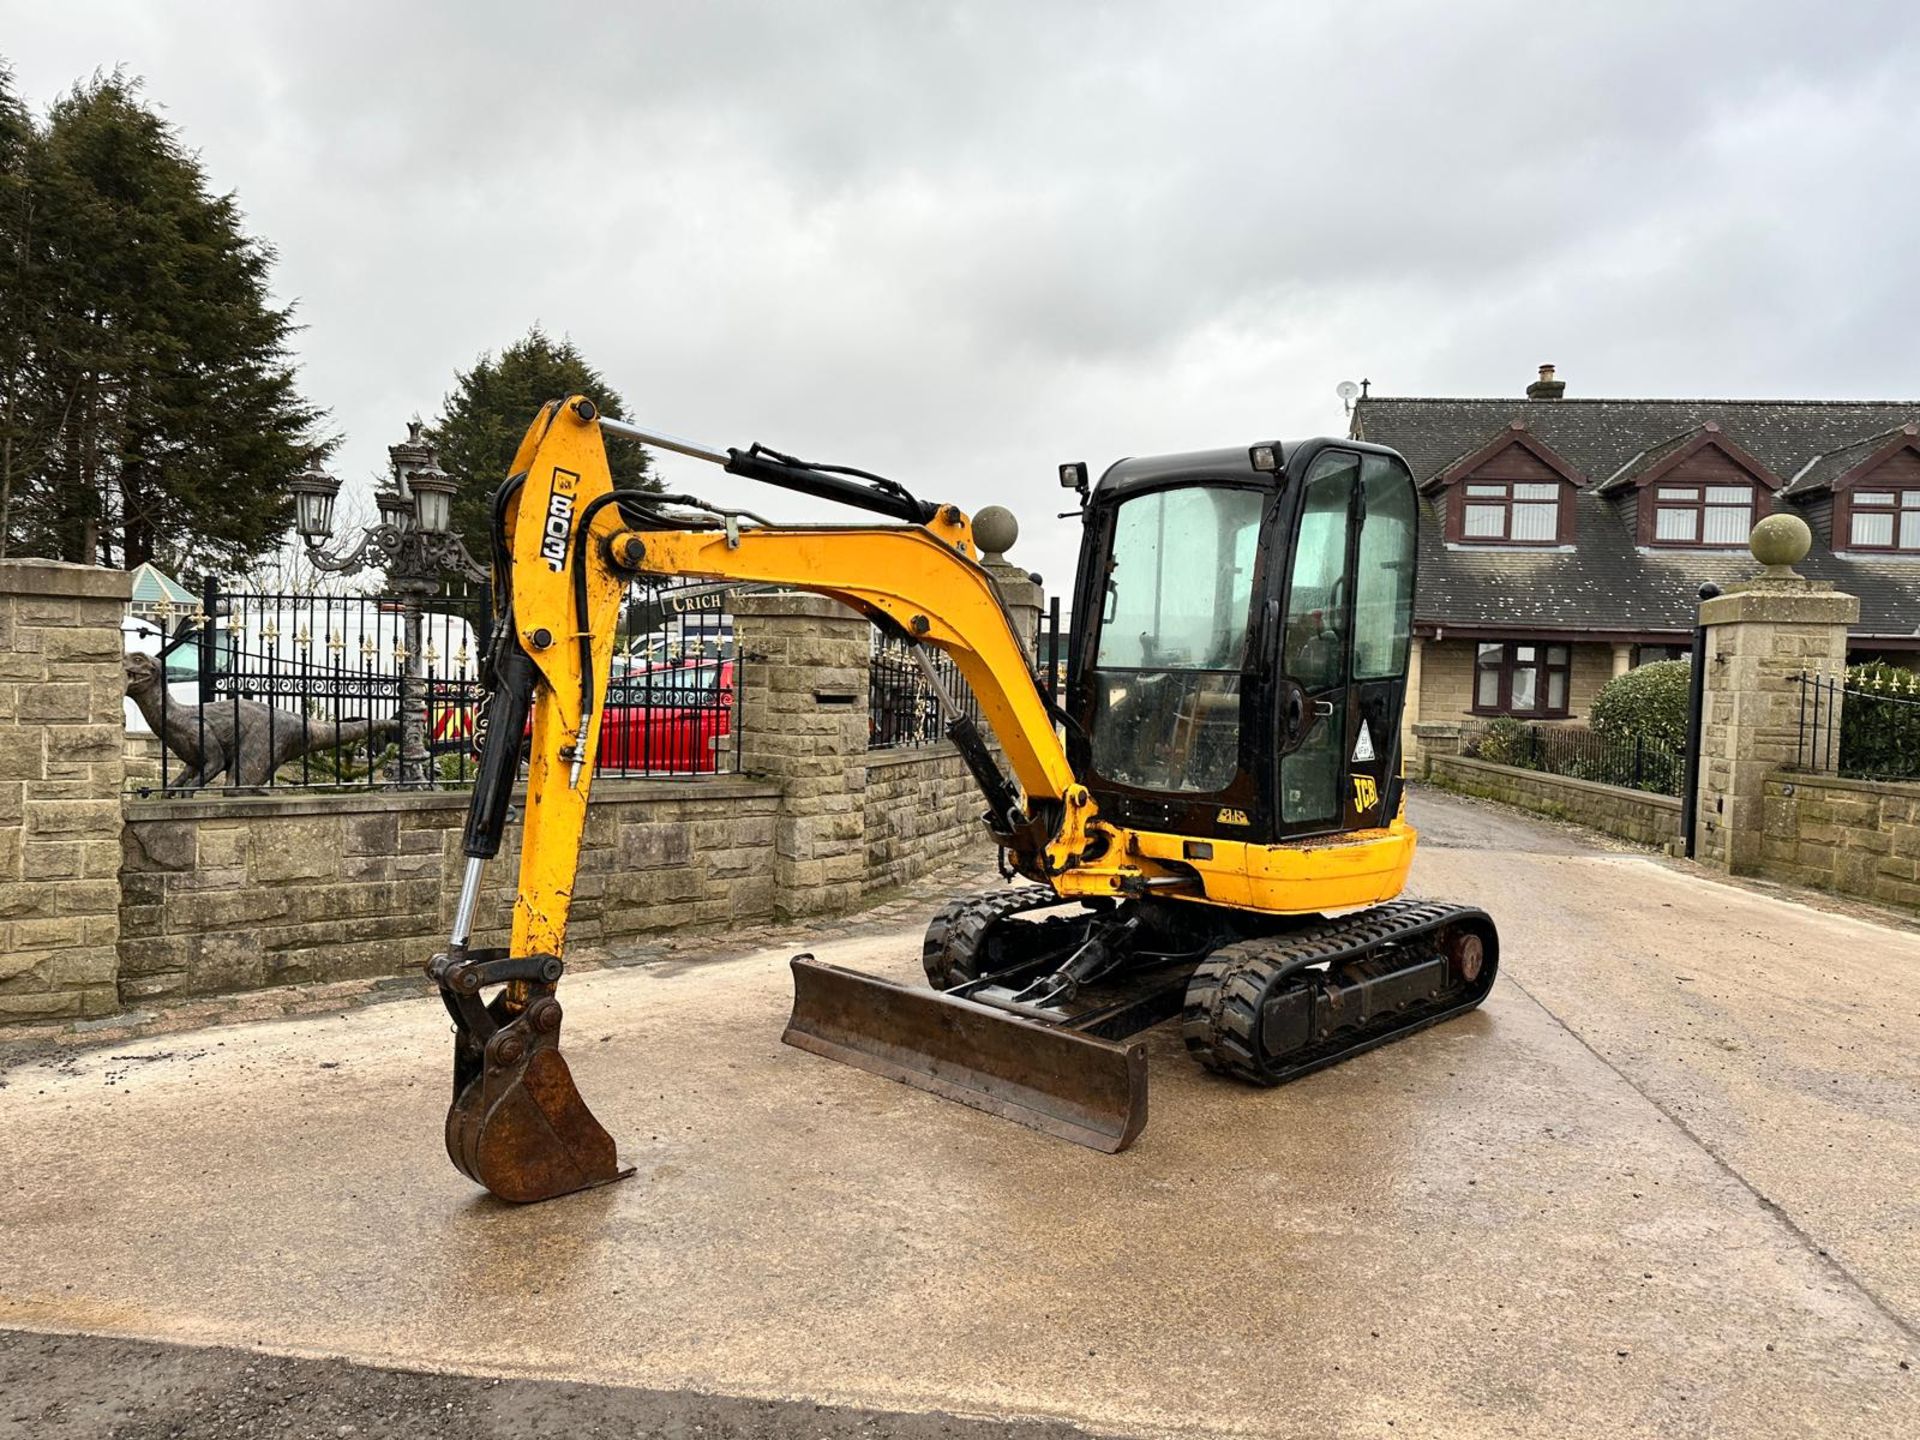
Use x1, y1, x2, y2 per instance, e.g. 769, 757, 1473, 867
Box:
426, 397, 1499, 1202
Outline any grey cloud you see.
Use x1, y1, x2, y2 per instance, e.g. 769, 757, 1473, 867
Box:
8, 0, 1920, 587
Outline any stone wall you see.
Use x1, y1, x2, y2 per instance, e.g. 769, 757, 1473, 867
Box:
865, 746, 987, 893
1426, 754, 1681, 851
109, 591, 1003, 1008
119, 750, 994, 1004
0, 561, 132, 1021
1759, 773, 1920, 912
0, 550, 1025, 1022
120, 779, 781, 1001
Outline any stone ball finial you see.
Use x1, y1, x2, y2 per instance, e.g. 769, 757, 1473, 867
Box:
973, 505, 1019, 563
1749, 512, 1812, 577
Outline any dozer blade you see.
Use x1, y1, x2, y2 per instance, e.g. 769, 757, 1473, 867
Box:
445, 996, 634, 1204
782, 955, 1148, 1152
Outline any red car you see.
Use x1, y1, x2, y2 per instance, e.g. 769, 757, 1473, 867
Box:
522, 659, 735, 773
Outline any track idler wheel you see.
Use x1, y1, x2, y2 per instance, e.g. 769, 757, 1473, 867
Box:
431, 951, 633, 1204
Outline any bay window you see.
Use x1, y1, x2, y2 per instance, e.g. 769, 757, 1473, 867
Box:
1849, 489, 1920, 551
1473, 641, 1572, 718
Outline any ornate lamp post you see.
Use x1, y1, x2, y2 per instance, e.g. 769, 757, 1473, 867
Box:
287, 421, 488, 787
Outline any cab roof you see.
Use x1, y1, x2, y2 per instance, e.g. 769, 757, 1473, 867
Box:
1092, 437, 1405, 502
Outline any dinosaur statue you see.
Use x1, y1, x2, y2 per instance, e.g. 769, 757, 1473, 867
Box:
124, 652, 401, 787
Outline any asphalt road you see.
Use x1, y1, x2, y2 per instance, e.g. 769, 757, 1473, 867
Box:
1, 788, 1914, 1439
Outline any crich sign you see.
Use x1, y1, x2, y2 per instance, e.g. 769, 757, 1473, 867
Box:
626, 582, 769, 633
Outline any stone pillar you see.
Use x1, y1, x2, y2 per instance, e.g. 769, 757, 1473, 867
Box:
1611, 642, 1633, 678
972, 505, 1045, 664
732, 592, 870, 919
1695, 518, 1857, 873
0, 560, 132, 1021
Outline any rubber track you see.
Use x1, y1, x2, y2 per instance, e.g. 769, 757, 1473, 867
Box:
921, 886, 1081, 990
1181, 899, 1496, 1086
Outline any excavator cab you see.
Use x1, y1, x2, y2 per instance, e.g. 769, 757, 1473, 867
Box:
1067, 441, 1419, 849
426, 403, 1495, 1203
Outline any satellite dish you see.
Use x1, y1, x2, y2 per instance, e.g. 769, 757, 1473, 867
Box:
1336, 380, 1360, 401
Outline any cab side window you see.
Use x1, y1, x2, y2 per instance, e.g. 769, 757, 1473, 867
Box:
1353, 454, 1417, 681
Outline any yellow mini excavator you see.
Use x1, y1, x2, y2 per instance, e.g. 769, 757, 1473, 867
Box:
428, 397, 1498, 1202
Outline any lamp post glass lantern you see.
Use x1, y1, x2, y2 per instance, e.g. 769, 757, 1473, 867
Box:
290, 420, 489, 787
288, 466, 341, 542
407, 463, 457, 536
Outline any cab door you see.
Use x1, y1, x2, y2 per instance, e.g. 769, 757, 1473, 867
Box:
1275, 450, 1356, 837
1345, 453, 1418, 828
1274, 447, 1419, 837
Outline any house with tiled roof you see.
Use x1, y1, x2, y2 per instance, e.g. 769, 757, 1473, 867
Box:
1350, 365, 1920, 750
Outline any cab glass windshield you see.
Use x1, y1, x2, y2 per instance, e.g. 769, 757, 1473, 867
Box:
1089, 485, 1264, 793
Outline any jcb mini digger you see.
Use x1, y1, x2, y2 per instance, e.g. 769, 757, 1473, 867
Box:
429, 398, 1498, 1202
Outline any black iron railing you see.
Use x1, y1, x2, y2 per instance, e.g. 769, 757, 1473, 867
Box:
869, 630, 976, 749
1463, 719, 1684, 797
127, 578, 741, 795
1796, 670, 1920, 781
866, 602, 1063, 751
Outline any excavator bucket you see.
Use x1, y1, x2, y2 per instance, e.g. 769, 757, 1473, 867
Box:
431, 950, 634, 1205
446, 1034, 632, 1204
781, 955, 1149, 1152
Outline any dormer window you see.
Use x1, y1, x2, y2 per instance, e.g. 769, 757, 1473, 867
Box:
1651, 484, 1755, 546
1849, 489, 1920, 551
1430, 423, 1583, 546
1802, 422, 1920, 554
1463, 480, 1560, 542
1601, 423, 1784, 550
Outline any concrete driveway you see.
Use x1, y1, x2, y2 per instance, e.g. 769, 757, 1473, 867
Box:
0, 790, 1914, 1438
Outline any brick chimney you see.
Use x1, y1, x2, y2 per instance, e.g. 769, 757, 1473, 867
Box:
1526, 363, 1566, 401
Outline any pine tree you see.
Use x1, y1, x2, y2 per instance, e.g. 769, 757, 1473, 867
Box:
430, 326, 655, 563
0, 66, 328, 570
0, 61, 38, 556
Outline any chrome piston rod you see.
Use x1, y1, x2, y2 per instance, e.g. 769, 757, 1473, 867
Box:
449, 855, 486, 949
598, 416, 729, 466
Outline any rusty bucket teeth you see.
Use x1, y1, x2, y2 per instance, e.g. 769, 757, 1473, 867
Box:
782, 955, 1148, 1153
445, 1002, 633, 1204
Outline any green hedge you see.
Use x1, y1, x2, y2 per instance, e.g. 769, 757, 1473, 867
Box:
1590, 660, 1691, 750
1840, 662, 1920, 779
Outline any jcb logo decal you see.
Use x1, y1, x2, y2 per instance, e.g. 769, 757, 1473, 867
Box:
1215, 807, 1250, 826
1351, 774, 1380, 813
540, 468, 581, 573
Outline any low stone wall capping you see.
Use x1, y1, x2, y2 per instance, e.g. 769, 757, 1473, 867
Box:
1425, 754, 1682, 852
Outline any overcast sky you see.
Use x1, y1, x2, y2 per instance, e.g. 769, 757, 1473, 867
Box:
8, 1, 1920, 587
